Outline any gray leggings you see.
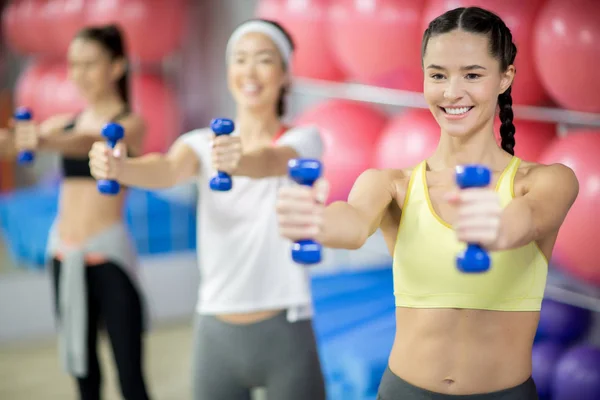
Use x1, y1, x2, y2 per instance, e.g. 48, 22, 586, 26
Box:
192, 311, 326, 400
377, 367, 538, 400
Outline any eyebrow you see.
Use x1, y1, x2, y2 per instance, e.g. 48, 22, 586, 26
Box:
426, 64, 487, 71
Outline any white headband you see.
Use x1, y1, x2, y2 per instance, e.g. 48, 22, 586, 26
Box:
226, 20, 293, 67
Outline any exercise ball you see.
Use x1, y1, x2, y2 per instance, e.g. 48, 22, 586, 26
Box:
14, 62, 52, 121
1, 0, 25, 54
533, 0, 600, 113
494, 119, 556, 162
423, 0, 549, 106
86, 0, 187, 64
539, 131, 600, 286
537, 299, 592, 344
2, 0, 47, 54
373, 109, 439, 169
42, 0, 86, 58
131, 74, 181, 154
329, 0, 424, 92
37, 63, 86, 122
553, 344, 600, 400
256, 0, 345, 81
295, 100, 388, 202
532, 340, 566, 399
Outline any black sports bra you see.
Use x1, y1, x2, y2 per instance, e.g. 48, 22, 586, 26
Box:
62, 109, 130, 179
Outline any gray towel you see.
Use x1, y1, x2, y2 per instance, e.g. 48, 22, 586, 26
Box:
46, 222, 150, 377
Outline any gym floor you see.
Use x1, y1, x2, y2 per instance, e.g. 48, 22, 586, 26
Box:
0, 319, 270, 400
0, 320, 193, 400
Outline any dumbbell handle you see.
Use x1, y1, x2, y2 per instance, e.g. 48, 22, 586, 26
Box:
13, 107, 35, 165
455, 164, 491, 273
209, 118, 235, 192
97, 123, 125, 196
288, 158, 323, 265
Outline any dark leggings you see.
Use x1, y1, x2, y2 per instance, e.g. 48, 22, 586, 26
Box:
52, 258, 151, 400
377, 367, 538, 400
192, 312, 327, 400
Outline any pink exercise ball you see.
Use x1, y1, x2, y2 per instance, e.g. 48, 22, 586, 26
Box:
131, 74, 181, 155
329, 0, 425, 92
295, 100, 388, 202
373, 109, 440, 169
256, 0, 345, 81
539, 131, 600, 286
493, 119, 557, 162
533, 0, 600, 113
86, 0, 187, 64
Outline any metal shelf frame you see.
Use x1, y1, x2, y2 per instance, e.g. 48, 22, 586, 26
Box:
292, 78, 600, 128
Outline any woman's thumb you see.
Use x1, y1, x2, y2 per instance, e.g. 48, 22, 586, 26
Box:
113, 142, 126, 159
313, 178, 330, 205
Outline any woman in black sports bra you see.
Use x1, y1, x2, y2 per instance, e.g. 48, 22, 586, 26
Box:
13, 25, 151, 400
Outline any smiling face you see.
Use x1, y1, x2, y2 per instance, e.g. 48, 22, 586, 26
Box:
227, 32, 288, 114
422, 29, 514, 139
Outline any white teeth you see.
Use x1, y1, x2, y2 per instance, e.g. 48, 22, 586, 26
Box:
243, 84, 259, 92
444, 107, 471, 115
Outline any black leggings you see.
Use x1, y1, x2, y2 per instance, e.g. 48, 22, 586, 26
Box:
52, 259, 151, 400
377, 367, 538, 400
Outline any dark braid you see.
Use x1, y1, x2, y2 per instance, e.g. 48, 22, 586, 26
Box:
422, 7, 518, 155
498, 86, 515, 155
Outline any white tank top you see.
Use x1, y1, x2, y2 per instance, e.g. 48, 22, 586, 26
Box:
177, 125, 324, 321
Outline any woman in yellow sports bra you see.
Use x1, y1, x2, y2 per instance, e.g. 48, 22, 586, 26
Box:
276, 6, 578, 400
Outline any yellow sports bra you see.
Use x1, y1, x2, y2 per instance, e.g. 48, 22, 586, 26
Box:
392, 156, 548, 312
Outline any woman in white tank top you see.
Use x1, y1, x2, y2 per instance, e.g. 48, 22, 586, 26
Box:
88, 18, 327, 400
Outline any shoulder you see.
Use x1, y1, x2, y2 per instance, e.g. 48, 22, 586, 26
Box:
354, 167, 412, 198
174, 127, 213, 153
278, 124, 321, 142
283, 124, 320, 135
39, 113, 76, 132
276, 124, 323, 159
515, 160, 579, 198
120, 113, 145, 131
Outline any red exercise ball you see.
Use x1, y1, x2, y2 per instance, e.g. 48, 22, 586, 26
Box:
533, 0, 600, 113
422, 0, 548, 106
85, 0, 187, 64
539, 131, 600, 286
329, 0, 424, 92
131, 74, 181, 154
36, 63, 87, 122
2, 0, 48, 55
373, 109, 440, 169
14, 62, 52, 121
42, 0, 86, 58
295, 100, 388, 202
1, 0, 25, 54
493, 119, 557, 162
256, 0, 345, 81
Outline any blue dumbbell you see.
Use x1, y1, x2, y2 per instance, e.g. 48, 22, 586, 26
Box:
455, 164, 492, 273
97, 123, 125, 196
209, 118, 235, 191
288, 158, 323, 265
14, 107, 35, 165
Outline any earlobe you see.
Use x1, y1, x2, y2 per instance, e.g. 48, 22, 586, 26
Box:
112, 59, 127, 82
500, 65, 516, 95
